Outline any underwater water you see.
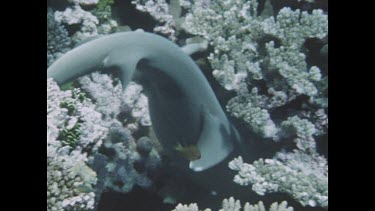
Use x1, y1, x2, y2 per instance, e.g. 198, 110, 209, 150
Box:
47, 0, 328, 211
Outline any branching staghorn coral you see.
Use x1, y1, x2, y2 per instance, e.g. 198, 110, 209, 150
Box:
279, 116, 318, 152
262, 8, 327, 97
47, 147, 97, 210
173, 197, 293, 211
73, 72, 158, 203
181, 0, 328, 138
48, 75, 160, 210
228, 115, 328, 208
91, 121, 160, 195
131, 0, 178, 40
54, 3, 100, 42
226, 87, 279, 139
47, 9, 72, 67
47, 79, 108, 210
78, 72, 151, 129
100, 134, 161, 192
229, 153, 327, 208
79, 73, 123, 120
47, 79, 108, 158
122, 82, 152, 127
53, 0, 118, 43
47, 5, 161, 206
199, 4, 331, 202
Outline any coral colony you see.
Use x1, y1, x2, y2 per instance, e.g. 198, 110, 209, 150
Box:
47, 0, 328, 210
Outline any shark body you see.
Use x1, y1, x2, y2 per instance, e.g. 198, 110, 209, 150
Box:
47, 31, 242, 172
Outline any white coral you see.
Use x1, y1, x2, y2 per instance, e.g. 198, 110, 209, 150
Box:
173, 203, 201, 211
280, 116, 317, 152
220, 197, 242, 211
229, 154, 328, 208
47, 147, 97, 211
79, 73, 151, 127
244, 201, 293, 211
173, 197, 293, 211
226, 88, 278, 138
123, 82, 151, 126
54, 5, 99, 41
132, 0, 176, 40
47, 79, 108, 210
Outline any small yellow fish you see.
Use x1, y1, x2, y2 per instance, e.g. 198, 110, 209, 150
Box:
175, 143, 201, 161
75, 185, 93, 193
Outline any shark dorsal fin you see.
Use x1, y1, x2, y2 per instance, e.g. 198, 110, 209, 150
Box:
74, 35, 104, 48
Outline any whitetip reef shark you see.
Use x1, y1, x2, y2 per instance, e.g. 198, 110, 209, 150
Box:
47, 30, 243, 172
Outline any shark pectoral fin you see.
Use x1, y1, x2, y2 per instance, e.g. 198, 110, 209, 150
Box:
102, 49, 141, 91
189, 111, 234, 172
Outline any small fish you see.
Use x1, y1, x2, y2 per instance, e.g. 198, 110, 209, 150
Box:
175, 143, 201, 161
75, 185, 93, 193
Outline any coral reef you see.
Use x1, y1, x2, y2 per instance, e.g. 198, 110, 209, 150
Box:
47, 79, 107, 210
128, 0, 328, 208
228, 113, 328, 208
182, 0, 328, 139
79, 72, 151, 128
54, 3, 100, 42
229, 153, 327, 208
131, 0, 178, 40
47, 0, 328, 210
51, 0, 118, 43
132, 0, 328, 139
173, 197, 293, 211
47, 79, 107, 160
47, 76, 158, 210
47, 9, 72, 67
78, 74, 153, 202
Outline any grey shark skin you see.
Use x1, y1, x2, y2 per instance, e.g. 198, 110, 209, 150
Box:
47, 31, 242, 172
